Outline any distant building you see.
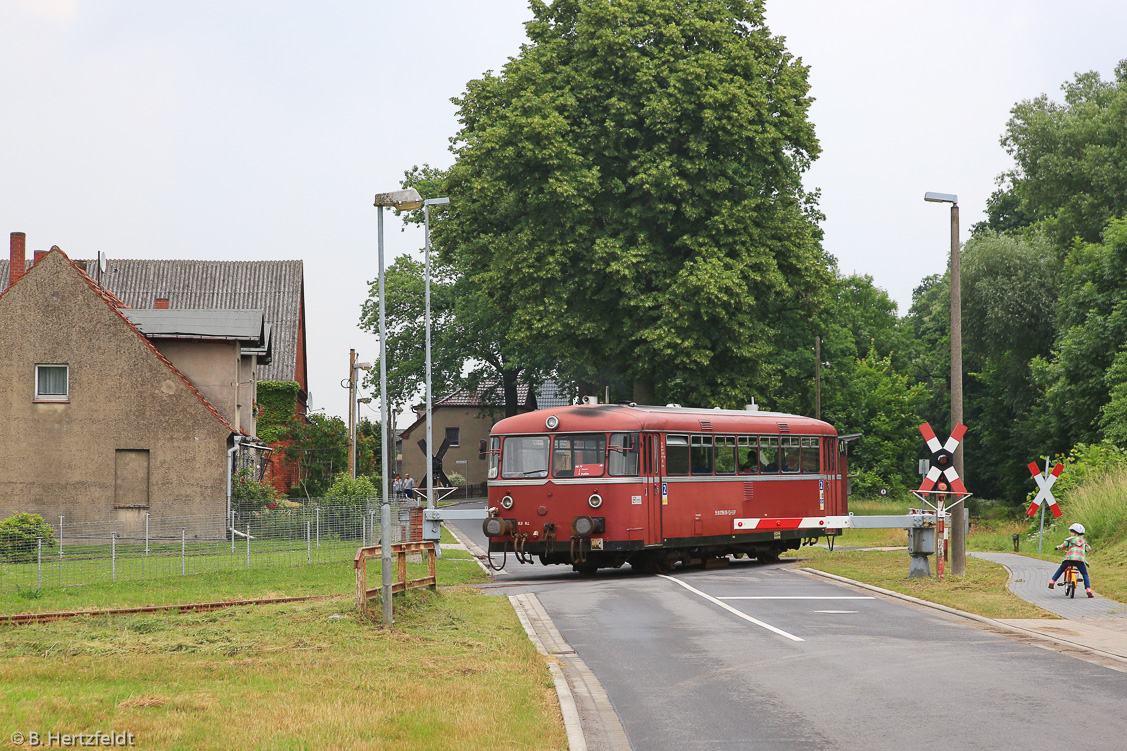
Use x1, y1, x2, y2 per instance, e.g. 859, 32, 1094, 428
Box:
0, 237, 259, 530
399, 381, 569, 492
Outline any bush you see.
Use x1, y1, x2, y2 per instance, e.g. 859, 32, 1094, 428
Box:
0, 512, 57, 563
324, 473, 378, 504
232, 466, 284, 514
447, 472, 466, 487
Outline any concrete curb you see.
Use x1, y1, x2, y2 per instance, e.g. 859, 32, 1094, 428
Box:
509, 592, 633, 751
796, 566, 1127, 669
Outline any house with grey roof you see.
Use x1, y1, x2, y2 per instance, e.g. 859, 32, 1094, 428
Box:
0, 237, 255, 528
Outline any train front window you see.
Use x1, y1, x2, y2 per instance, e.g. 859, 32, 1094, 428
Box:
801, 437, 820, 473
666, 435, 690, 475
691, 435, 714, 475
738, 436, 759, 474
781, 436, 801, 473
501, 436, 550, 479
715, 435, 736, 474
609, 433, 639, 476
553, 434, 607, 477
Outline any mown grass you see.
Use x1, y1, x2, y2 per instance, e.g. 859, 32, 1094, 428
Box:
791, 547, 1054, 619
1, 528, 566, 750
1, 589, 566, 750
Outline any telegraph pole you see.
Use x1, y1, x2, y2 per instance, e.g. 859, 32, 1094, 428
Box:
347, 348, 356, 478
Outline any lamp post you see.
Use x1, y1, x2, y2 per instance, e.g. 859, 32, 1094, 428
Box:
422, 197, 450, 516
373, 188, 423, 625
924, 191, 964, 577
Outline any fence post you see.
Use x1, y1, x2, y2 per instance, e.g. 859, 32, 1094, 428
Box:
246, 524, 251, 569
145, 512, 150, 555
37, 537, 42, 589
316, 507, 321, 548
58, 515, 63, 560
181, 529, 186, 575
112, 532, 117, 582
231, 511, 236, 552
307, 520, 311, 564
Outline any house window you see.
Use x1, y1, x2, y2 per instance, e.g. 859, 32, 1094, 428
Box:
35, 364, 69, 402
445, 427, 460, 447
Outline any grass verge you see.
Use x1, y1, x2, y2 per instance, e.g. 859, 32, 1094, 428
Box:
789, 547, 1054, 619
1, 588, 566, 750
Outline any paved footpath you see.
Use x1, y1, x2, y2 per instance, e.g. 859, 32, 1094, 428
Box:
971, 551, 1127, 664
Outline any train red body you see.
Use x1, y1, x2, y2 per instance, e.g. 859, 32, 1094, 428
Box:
482, 404, 850, 573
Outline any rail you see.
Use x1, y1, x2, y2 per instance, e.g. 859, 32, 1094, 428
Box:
353, 541, 437, 611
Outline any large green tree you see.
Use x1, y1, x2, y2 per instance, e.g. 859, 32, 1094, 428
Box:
982, 60, 1127, 247
435, 0, 830, 408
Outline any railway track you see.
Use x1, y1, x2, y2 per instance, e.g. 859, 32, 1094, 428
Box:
0, 593, 345, 626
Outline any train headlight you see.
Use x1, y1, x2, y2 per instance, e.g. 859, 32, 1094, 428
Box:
500, 494, 514, 510
545, 415, 559, 430
588, 493, 603, 509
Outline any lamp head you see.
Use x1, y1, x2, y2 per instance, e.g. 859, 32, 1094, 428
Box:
374, 188, 424, 211
924, 191, 958, 205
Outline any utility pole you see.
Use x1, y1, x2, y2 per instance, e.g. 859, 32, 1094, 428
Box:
347, 348, 356, 478
949, 203, 965, 576
815, 335, 822, 421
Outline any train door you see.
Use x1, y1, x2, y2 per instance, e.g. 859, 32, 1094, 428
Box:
822, 435, 840, 515
642, 433, 663, 545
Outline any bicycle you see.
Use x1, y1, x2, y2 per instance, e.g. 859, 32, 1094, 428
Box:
1062, 563, 1080, 599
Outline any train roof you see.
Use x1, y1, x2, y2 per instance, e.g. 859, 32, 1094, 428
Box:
490, 403, 837, 436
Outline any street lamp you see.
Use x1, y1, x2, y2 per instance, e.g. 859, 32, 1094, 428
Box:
373, 186, 423, 625
924, 191, 964, 577
422, 197, 450, 516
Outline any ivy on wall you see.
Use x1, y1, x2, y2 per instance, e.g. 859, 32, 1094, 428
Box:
256, 381, 301, 444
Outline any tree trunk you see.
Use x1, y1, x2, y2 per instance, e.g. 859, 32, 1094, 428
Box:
633, 377, 656, 405
502, 368, 522, 417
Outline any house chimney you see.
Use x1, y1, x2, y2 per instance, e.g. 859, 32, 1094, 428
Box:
9, 232, 26, 289
33, 250, 47, 265
155, 298, 170, 309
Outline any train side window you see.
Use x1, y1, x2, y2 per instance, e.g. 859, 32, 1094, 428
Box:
801, 437, 820, 473
759, 436, 779, 474
691, 435, 714, 475
487, 436, 501, 479
715, 435, 736, 474
609, 432, 640, 476
553, 434, 607, 478
738, 436, 759, 474
666, 435, 690, 475
781, 436, 801, 473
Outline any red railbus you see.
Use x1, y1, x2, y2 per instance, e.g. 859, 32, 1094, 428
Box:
481, 403, 851, 574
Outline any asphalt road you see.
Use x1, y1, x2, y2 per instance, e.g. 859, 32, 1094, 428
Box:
447, 502, 1127, 750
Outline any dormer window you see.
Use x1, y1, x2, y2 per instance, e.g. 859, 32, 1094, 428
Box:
35, 364, 69, 402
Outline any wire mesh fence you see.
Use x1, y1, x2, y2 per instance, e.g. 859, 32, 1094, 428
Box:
0, 499, 419, 592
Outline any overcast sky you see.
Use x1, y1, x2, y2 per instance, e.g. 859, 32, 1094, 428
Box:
3, 1, 1125, 421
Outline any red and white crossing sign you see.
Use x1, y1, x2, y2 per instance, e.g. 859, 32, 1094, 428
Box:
1026, 461, 1063, 518
917, 422, 968, 495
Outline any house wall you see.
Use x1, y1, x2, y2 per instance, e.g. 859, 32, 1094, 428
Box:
399, 406, 503, 491
0, 252, 233, 526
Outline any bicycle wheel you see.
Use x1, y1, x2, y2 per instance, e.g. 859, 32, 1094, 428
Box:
1066, 580, 1075, 598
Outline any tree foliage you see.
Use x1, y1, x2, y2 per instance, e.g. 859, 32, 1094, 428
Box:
278, 415, 382, 498
434, 0, 830, 407
983, 60, 1127, 247
0, 512, 56, 563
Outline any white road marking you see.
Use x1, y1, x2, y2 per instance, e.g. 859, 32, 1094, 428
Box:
658, 575, 804, 642
812, 610, 859, 614
717, 596, 873, 600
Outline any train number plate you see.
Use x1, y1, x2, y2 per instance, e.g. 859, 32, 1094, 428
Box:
632, 495, 642, 504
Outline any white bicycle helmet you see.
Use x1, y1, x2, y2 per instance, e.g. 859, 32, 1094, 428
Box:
1069, 523, 1086, 535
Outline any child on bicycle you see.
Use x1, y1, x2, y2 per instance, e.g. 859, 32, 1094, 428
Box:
1048, 523, 1093, 597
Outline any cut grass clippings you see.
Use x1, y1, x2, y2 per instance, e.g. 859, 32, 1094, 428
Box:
1, 587, 567, 751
